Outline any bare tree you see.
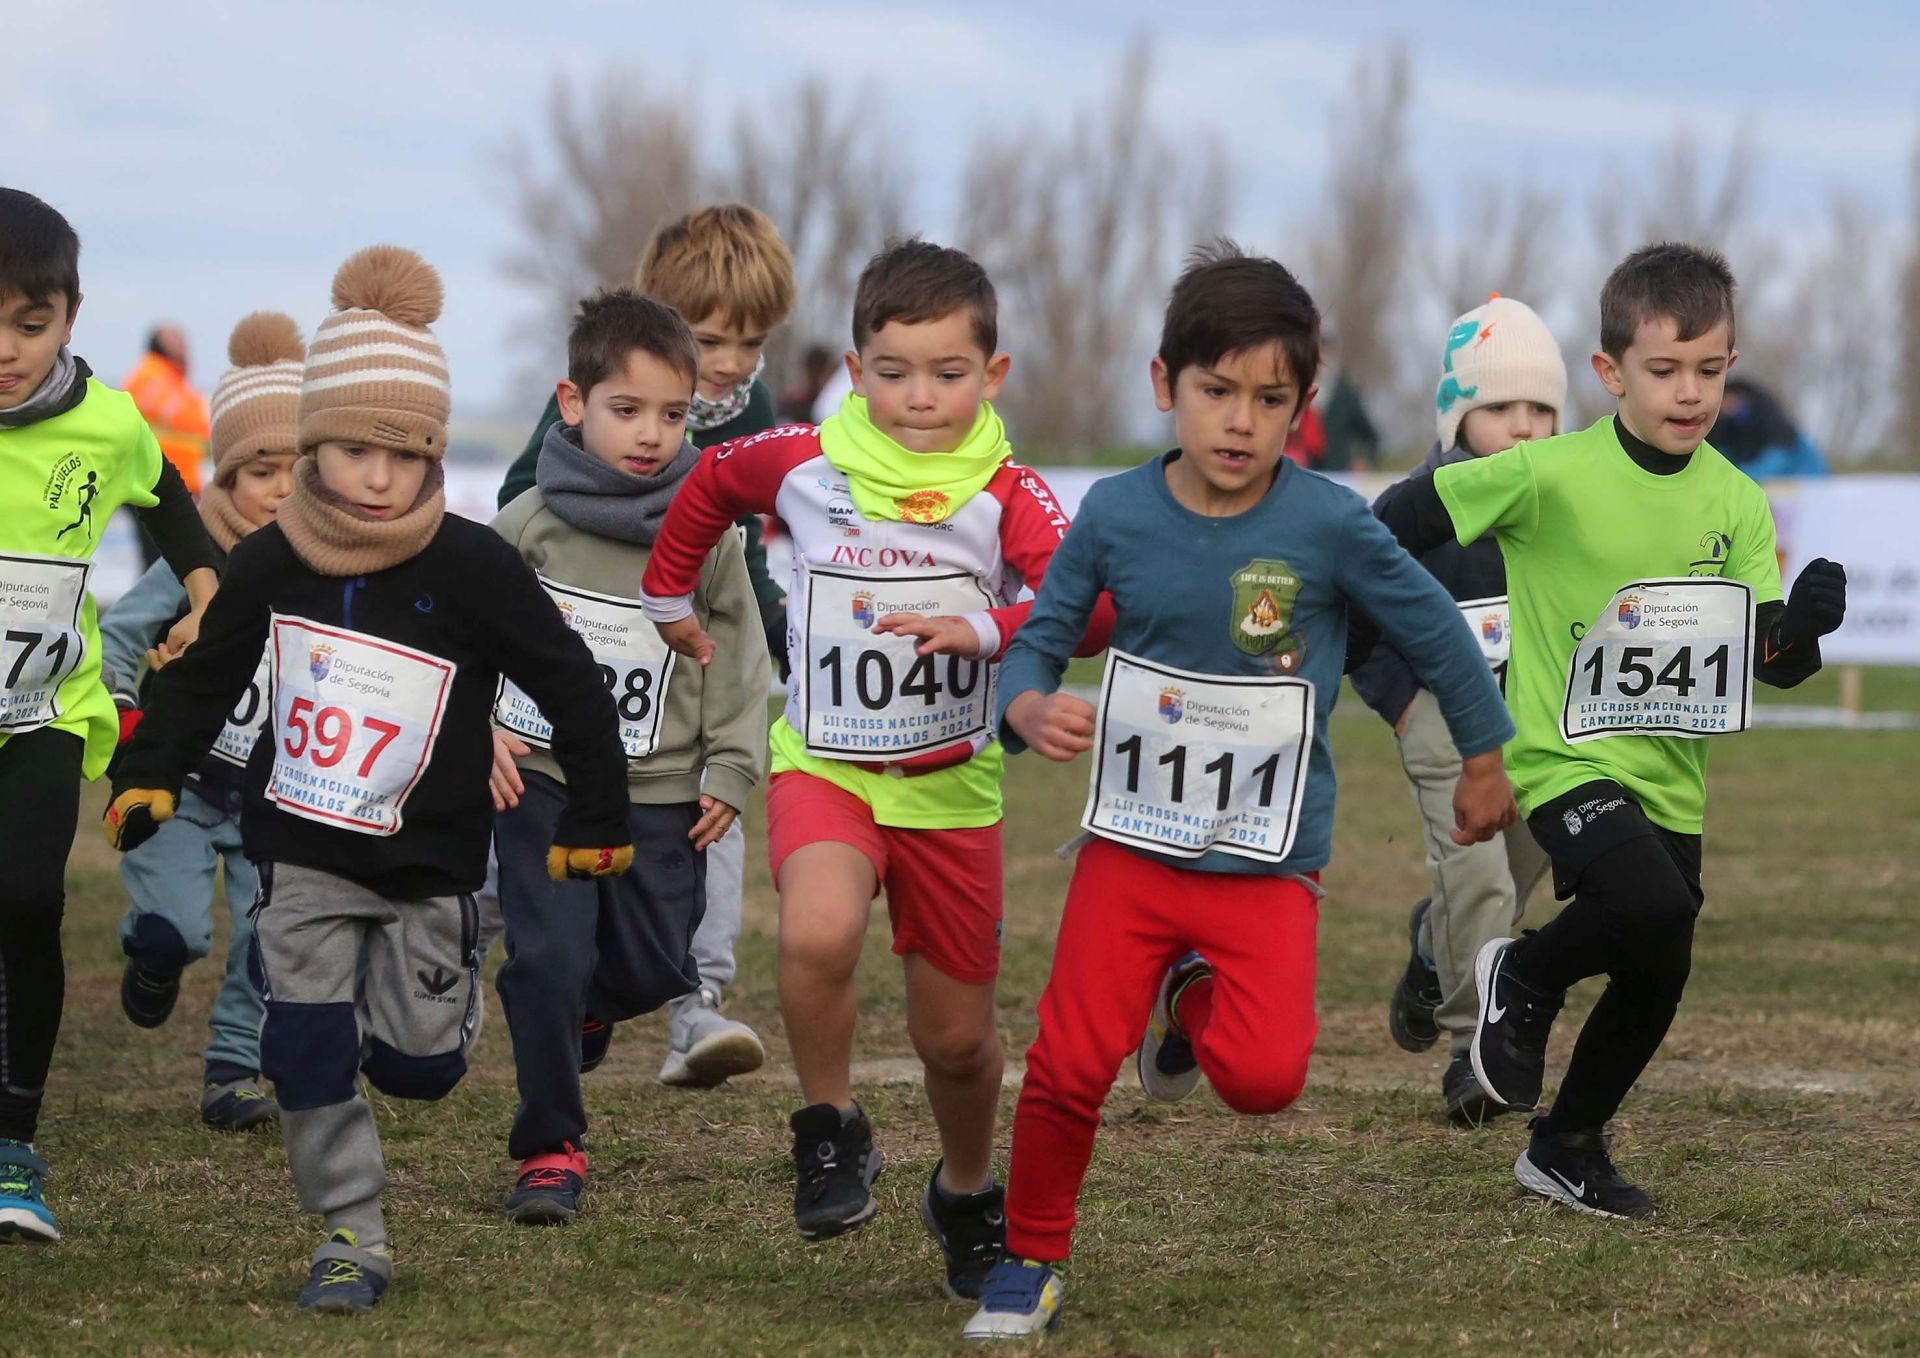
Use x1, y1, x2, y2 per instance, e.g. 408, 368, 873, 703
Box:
1590, 127, 1760, 261
1899, 137, 1920, 464
959, 36, 1206, 455
498, 75, 704, 389
1429, 179, 1562, 319
1308, 43, 1418, 395
728, 79, 908, 385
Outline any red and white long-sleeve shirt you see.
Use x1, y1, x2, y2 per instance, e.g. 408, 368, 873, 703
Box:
642, 423, 1107, 790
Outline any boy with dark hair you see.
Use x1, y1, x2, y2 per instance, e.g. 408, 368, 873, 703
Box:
501, 203, 798, 1087
488, 288, 769, 1223
1378, 241, 1847, 1218
107, 246, 632, 1310
0, 187, 221, 1242
104, 310, 309, 1133
642, 237, 1109, 1300
963, 242, 1516, 1339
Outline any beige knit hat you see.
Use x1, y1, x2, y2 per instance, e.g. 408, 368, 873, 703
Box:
1435, 294, 1567, 450
298, 245, 450, 458
208, 312, 305, 485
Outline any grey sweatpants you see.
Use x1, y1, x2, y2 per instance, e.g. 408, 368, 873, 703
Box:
252, 862, 480, 1262
1395, 689, 1551, 1053
690, 818, 745, 992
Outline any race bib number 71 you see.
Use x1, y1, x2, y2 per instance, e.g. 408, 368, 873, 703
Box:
1561, 577, 1753, 743
267, 616, 456, 835
0, 553, 91, 734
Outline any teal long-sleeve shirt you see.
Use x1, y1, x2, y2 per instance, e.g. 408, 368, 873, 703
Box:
996, 453, 1513, 876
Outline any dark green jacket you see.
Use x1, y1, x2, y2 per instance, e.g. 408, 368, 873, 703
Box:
498, 380, 785, 608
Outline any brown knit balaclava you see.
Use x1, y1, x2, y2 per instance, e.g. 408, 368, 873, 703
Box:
281, 246, 450, 576
199, 311, 305, 552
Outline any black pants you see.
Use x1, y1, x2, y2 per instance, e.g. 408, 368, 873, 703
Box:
493, 773, 705, 1159
0, 728, 85, 1141
1510, 781, 1704, 1134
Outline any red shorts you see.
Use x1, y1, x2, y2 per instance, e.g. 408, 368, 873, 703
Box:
765, 771, 1004, 984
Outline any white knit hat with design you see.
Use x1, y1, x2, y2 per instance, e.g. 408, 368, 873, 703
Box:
1434, 294, 1566, 450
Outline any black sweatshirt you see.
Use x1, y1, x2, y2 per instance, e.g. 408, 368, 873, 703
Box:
116, 514, 630, 899
1373, 418, 1822, 691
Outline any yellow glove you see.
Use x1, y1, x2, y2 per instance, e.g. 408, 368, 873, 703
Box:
547, 843, 635, 881
104, 788, 176, 852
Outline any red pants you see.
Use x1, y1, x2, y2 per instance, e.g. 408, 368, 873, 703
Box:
1005, 837, 1321, 1262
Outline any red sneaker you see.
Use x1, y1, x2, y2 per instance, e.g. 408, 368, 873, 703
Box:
504, 1142, 588, 1225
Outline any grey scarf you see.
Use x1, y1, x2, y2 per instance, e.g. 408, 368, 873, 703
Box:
534, 420, 698, 546
0, 347, 83, 428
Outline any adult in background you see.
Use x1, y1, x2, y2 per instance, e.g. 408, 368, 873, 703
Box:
123, 324, 211, 565
1711, 377, 1827, 480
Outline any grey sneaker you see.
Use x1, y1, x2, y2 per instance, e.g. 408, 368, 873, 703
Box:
659, 986, 765, 1088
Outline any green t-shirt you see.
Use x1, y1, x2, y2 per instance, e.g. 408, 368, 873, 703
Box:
0, 380, 166, 779
1435, 416, 1783, 834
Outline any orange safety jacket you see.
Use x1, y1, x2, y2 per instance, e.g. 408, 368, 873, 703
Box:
121, 352, 211, 495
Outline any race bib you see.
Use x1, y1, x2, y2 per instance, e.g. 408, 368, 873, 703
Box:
1459, 595, 1511, 675
1081, 650, 1313, 863
495, 577, 675, 761
207, 649, 272, 767
1561, 578, 1753, 743
0, 553, 90, 734
800, 566, 994, 761
267, 616, 456, 836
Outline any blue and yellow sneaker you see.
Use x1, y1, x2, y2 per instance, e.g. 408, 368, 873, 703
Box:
296, 1229, 391, 1313
962, 1256, 1064, 1340
1137, 952, 1209, 1102
0, 1140, 58, 1242
201, 1076, 280, 1133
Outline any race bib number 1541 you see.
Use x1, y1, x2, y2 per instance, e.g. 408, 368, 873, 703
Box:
1561, 577, 1753, 743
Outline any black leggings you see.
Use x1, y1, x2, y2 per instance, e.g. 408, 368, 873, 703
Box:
1510, 826, 1702, 1133
0, 728, 84, 1141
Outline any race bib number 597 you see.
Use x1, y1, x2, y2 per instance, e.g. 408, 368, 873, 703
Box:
267, 616, 456, 835
1561, 577, 1753, 743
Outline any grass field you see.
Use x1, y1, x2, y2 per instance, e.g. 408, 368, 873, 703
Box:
8, 674, 1920, 1356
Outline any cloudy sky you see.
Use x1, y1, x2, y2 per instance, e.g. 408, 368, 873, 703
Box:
7, 0, 1914, 429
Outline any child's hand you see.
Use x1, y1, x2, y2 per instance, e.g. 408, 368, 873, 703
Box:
490, 730, 530, 812
655, 615, 716, 667
688, 794, 739, 851
872, 612, 984, 658
1451, 751, 1517, 845
1006, 690, 1095, 762
160, 606, 205, 661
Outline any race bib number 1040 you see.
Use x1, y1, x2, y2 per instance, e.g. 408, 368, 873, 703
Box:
267, 616, 456, 835
1561, 577, 1753, 743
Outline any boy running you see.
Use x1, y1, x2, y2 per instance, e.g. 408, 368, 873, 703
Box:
642, 239, 1108, 1300
489, 289, 769, 1223
502, 203, 797, 1086
1378, 243, 1847, 1217
1354, 295, 1562, 1123
0, 189, 221, 1242
963, 243, 1517, 1339
103, 311, 307, 1132
107, 246, 632, 1310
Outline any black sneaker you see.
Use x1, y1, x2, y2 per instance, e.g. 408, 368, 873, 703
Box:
1468, 937, 1563, 1111
1442, 1051, 1506, 1127
579, 1017, 614, 1074
201, 1076, 280, 1133
121, 959, 181, 1029
790, 1102, 885, 1241
918, 1161, 1006, 1300
1387, 899, 1442, 1053
1514, 1119, 1656, 1219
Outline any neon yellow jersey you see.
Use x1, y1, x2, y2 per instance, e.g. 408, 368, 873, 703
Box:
1435, 417, 1783, 834
768, 716, 1004, 829
0, 380, 166, 779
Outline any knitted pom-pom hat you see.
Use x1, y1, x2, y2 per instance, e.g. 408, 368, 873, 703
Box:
297, 245, 450, 458
208, 312, 305, 485
1435, 294, 1566, 451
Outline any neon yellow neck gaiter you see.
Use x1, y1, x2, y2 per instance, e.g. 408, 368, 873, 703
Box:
817, 392, 1011, 523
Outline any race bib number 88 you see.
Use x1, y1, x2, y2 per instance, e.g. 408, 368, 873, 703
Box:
495, 577, 674, 760
1561, 577, 1753, 743
1081, 650, 1313, 863
268, 616, 456, 836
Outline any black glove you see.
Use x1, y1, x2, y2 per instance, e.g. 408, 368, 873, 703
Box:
1781, 557, 1847, 649
761, 597, 791, 683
